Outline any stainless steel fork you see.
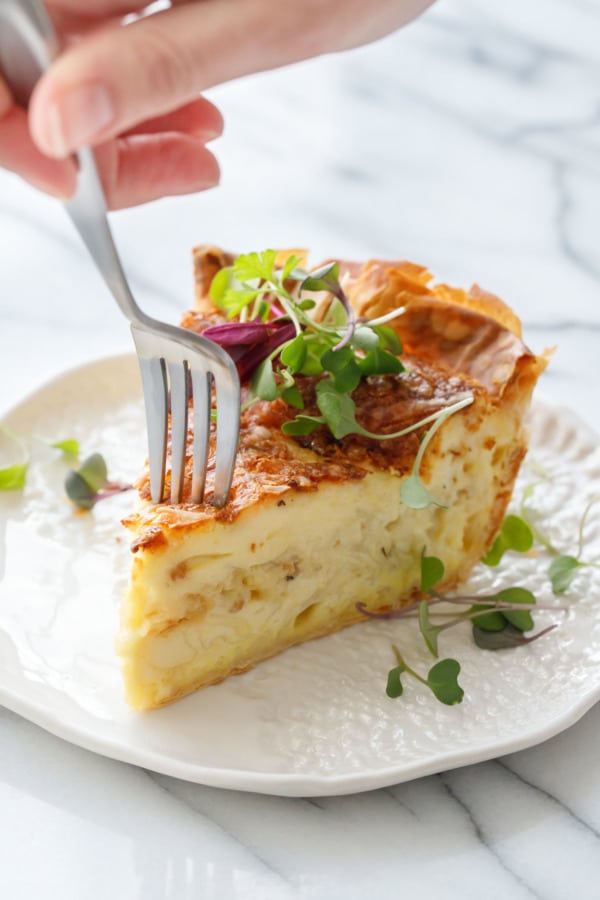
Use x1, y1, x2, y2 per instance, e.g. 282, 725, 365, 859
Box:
0, 0, 240, 506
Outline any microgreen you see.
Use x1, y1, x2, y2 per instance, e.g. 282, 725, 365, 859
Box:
361, 540, 569, 707
0, 430, 82, 492
516, 484, 600, 595
400, 393, 474, 509
282, 382, 473, 458
427, 658, 464, 705
65, 453, 131, 511
249, 357, 279, 403
418, 600, 444, 656
548, 555, 584, 594
545, 495, 600, 593
472, 622, 558, 650
482, 514, 534, 566
0, 462, 28, 491
421, 549, 445, 593
0, 427, 29, 491
386, 644, 464, 706
50, 438, 80, 459
206, 250, 474, 508
386, 661, 405, 698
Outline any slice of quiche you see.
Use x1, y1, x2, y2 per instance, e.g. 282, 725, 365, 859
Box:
118, 248, 547, 710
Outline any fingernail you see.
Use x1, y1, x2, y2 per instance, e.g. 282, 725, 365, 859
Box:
39, 83, 115, 158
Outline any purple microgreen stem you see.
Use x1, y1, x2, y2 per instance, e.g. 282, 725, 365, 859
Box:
326, 282, 357, 351
357, 593, 569, 621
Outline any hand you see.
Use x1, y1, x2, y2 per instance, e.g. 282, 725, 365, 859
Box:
1, 0, 434, 208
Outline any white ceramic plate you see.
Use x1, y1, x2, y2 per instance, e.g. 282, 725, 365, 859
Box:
1, 356, 599, 797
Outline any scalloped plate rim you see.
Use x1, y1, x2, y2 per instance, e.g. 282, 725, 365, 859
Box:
0, 353, 599, 797
1, 671, 599, 797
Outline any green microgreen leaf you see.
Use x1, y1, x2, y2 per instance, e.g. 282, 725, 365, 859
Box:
421, 551, 445, 592
50, 438, 80, 458
315, 380, 365, 439
320, 347, 362, 393
0, 426, 29, 491
482, 514, 534, 566
208, 266, 238, 306
400, 393, 474, 510
372, 325, 403, 355
222, 289, 263, 319
65, 452, 131, 510
319, 345, 351, 374
280, 385, 304, 409
281, 254, 304, 281
495, 587, 535, 631
418, 600, 444, 657
473, 623, 528, 650
300, 262, 340, 293
472, 623, 557, 651
280, 335, 307, 373
350, 325, 380, 352
298, 342, 327, 376
77, 453, 108, 493
65, 452, 108, 510
357, 347, 404, 377
400, 474, 443, 510
64, 470, 98, 510
234, 249, 278, 283
549, 555, 583, 595
468, 605, 507, 631
281, 415, 325, 436
0, 463, 28, 491
320, 297, 349, 330
386, 665, 405, 698
427, 659, 464, 705
249, 358, 278, 402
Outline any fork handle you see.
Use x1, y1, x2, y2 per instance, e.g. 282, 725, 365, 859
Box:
0, 0, 148, 326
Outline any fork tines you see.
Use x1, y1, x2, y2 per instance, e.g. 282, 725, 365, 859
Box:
132, 323, 240, 508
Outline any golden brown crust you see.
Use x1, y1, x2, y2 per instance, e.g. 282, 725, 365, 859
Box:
125, 248, 546, 542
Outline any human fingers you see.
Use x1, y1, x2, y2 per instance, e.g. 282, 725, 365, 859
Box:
102, 95, 224, 207
29, 0, 433, 159
0, 75, 76, 197
94, 131, 220, 209
121, 95, 223, 140
48, 0, 150, 20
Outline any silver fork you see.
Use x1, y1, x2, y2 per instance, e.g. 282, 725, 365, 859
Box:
0, 0, 240, 506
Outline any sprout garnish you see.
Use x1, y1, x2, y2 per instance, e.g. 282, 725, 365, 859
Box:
207, 249, 474, 509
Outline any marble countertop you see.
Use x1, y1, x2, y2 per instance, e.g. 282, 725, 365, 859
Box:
1, 0, 599, 897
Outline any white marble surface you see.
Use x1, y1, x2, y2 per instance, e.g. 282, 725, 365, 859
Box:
1, 1, 600, 897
